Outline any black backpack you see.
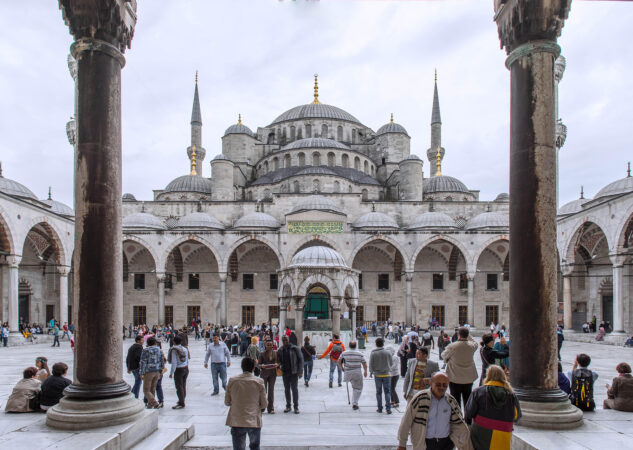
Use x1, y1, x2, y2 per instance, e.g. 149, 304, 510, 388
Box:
570, 368, 595, 411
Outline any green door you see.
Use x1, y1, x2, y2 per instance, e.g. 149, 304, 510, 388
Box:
305, 292, 329, 319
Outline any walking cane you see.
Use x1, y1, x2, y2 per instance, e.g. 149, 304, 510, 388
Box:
346, 381, 350, 405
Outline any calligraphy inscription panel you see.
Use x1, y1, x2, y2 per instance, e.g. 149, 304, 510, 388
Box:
288, 221, 344, 234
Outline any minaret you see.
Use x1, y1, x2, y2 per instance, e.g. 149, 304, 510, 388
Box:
554, 55, 567, 208
187, 71, 206, 175
427, 70, 444, 177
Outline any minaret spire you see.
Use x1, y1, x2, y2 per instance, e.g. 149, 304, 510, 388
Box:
188, 71, 205, 175
431, 69, 441, 125
191, 71, 202, 126
48, 186, 52, 200
427, 70, 444, 176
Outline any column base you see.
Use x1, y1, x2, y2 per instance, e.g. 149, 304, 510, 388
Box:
517, 398, 583, 430
46, 393, 145, 430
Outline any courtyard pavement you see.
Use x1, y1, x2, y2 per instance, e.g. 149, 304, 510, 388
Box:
0, 334, 631, 449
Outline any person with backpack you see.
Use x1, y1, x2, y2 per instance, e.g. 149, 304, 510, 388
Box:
421, 329, 434, 355
319, 334, 346, 388
568, 353, 598, 411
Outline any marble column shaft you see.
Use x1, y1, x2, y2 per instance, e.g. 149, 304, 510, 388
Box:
295, 305, 304, 345
157, 274, 166, 325
613, 265, 624, 332
7, 256, 20, 332
59, 269, 69, 326
563, 275, 572, 329
219, 273, 227, 326
467, 277, 475, 327
405, 272, 413, 326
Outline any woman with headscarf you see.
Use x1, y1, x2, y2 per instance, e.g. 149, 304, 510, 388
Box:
479, 334, 509, 386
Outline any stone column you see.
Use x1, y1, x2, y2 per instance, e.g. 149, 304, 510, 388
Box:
295, 297, 304, 344
495, 0, 582, 429
351, 304, 357, 336
562, 265, 573, 330
405, 271, 413, 326
218, 272, 227, 326
7, 255, 21, 333
331, 296, 342, 337
58, 267, 70, 326
48, 0, 144, 430
157, 273, 166, 325
612, 263, 624, 333
279, 297, 289, 342
467, 275, 475, 327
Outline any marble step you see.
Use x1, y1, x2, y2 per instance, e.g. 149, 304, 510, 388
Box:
183, 434, 409, 449
131, 423, 195, 450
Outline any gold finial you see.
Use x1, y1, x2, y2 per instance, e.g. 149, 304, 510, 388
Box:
238, 114, 242, 125
190, 145, 198, 176
390, 113, 394, 124
435, 146, 442, 177
434, 68, 437, 83
312, 74, 320, 104
195, 70, 198, 85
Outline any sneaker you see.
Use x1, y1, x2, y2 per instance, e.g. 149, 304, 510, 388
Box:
386, 410, 392, 415
268, 410, 275, 414
294, 408, 300, 414
172, 404, 184, 409
158, 402, 164, 408
304, 381, 308, 387
284, 407, 291, 413
338, 383, 342, 387
211, 392, 219, 396
352, 405, 359, 410
376, 409, 382, 413
329, 381, 333, 388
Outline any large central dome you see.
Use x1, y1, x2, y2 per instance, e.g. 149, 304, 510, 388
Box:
269, 103, 362, 127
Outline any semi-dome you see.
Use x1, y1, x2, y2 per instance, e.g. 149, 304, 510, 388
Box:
224, 123, 254, 138
122, 193, 137, 202
594, 176, 633, 199
0, 175, 37, 200
408, 212, 456, 230
122, 212, 166, 230
296, 166, 337, 177
281, 138, 350, 151
558, 198, 589, 216
289, 195, 344, 215
465, 212, 509, 230
270, 104, 361, 126
164, 175, 213, 195
424, 175, 470, 194
289, 246, 348, 268
41, 198, 73, 216
494, 193, 509, 202
233, 212, 280, 230
177, 212, 225, 230
352, 212, 399, 229
376, 122, 409, 136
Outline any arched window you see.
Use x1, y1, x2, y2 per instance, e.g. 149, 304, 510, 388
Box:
313, 179, 320, 193
267, 132, 275, 144
293, 180, 300, 193
247, 191, 253, 201
445, 196, 453, 201
306, 124, 312, 138
290, 126, 296, 141
297, 127, 302, 140
327, 152, 335, 167
263, 189, 271, 199
333, 181, 340, 192
361, 189, 368, 201
348, 185, 353, 193
364, 161, 369, 174
371, 166, 375, 176
342, 154, 349, 168
321, 124, 328, 137
284, 154, 291, 168
263, 161, 269, 173
354, 157, 361, 171
337, 125, 343, 141
312, 152, 321, 166
273, 157, 279, 171
352, 129, 357, 143
298, 152, 305, 166
281, 129, 287, 145
379, 191, 385, 201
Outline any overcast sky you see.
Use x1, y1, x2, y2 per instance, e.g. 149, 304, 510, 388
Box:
1, 1, 631, 209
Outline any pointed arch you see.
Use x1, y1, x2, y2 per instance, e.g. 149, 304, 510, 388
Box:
349, 235, 410, 272
297, 273, 339, 298
286, 235, 341, 266
409, 235, 471, 274
20, 217, 69, 267
161, 235, 222, 273
615, 203, 633, 250
123, 235, 159, 271
563, 220, 610, 267
221, 235, 283, 273
0, 205, 18, 255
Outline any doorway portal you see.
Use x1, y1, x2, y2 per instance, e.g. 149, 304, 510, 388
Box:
602, 295, 613, 324
305, 287, 329, 319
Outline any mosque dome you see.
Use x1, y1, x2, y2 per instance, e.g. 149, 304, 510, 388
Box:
281, 138, 350, 151
224, 123, 254, 138
352, 212, 399, 230
122, 212, 166, 230
270, 104, 361, 127
494, 193, 509, 202
177, 212, 225, 230
0, 174, 37, 200
408, 212, 456, 230
376, 120, 409, 136
164, 175, 213, 195
212, 154, 232, 161
465, 212, 509, 230
423, 175, 470, 194
41, 198, 73, 217
558, 198, 589, 216
594, 176, 633, 200
122, 193, 137, 202
290, 195, 344, 215
233, 212, 280, 230
289, 246, 348, 268
403, 154, 421, 161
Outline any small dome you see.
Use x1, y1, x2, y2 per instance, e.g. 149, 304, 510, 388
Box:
164, 175, 213, 195
594, 176, 633, 199
233, 212, 280, 230
290, 195, 344, 215
289, 246, 348, 268
123, 212, 166, 230
281, 138, 350, 151
296, 166, 337, 177
424, 175, 470, 194
465, 212, 508, 230
494, 193, 509, 202
0, 175, 37, 200
352, 212, 399, 229
224, 123, 254, 138
41, 198, 73, 216
376, 122, 409, 136
212, 154, 232, 162
402, 154, 421, 161
558, 198, 589, 216
270, 104, 361, 126
177, 212, 225, 230
408, 212, 456, 230
122, 193, 137, 202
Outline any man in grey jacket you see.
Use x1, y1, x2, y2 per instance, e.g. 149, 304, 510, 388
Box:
368, 337, 392, 414
402, 347, 439, 401
441, 326, 478, 409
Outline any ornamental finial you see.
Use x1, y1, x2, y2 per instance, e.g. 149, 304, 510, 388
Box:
390, 113, 394, 124
48, 186, 52, 200
434, 68, 437, 83
195, 70, 198, 85
580, 186, 584, 199
628, 162, 631, 178
435, 146, 442, 177
0, 161, 3, 177
191, 145, 198, 176
312, 74, 320, 104
238, 114, 242, 125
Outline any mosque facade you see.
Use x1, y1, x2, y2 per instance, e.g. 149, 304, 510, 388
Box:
0, 61, 631, 336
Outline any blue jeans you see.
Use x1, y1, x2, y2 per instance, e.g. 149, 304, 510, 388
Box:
329, 359, 342, 384
303, 360, 313, 382
131, 369, 142, 399
231, 427, 261, 450
374, 376, 391, 411
211, 362, 227, 393
2, 336, 7, 347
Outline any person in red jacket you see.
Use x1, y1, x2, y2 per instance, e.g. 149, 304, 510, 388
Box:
319, 334, 346, 388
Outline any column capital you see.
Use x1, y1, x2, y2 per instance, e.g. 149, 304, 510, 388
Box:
405, 271, 414, 282
561, 264, 574, 277
156, 272, 166, 283
5, 255, 21, 268
218, 272, 228, 282
57, 266, 71, 277
279, 296, 292, 308
330, 296, 344, 310
59, 0, 137, 53
294, 296, 306, 310
494, 0, 571, 55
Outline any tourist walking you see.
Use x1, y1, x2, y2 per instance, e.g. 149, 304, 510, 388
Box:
604, 362, 633, 411
61, 322, 70, 340
398, 336, 410, 377
568, 353, 598, 411
389, 346, 401, 408
301, 336, 316, 386
139, 336, 165, 409
5, 367, 41, 413
319, 333, 346, 388
437, 330, 450, 367
51, 324, 60, 347
479, 334, 509, 386
369, 337, 392, 414
247, 337, 260, 365
204, 333, 231, 395
465, 365, 521, 450
278, 335, 303, 413
338, 341, 367, 410
442, 327, 478, 409
1, 323, 8, 347
557, 325, 564, 361
421, 329, 434, 354
225, 357, 268, 450
40, 362, 71, 410
258, 339, 278, 414
397, 372, 470, 450
126, 335, 144, 398
168, 335, 190, 409
403, 347, 439, 402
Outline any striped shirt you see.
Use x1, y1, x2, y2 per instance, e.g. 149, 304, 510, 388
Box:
339, 350, 366, 371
